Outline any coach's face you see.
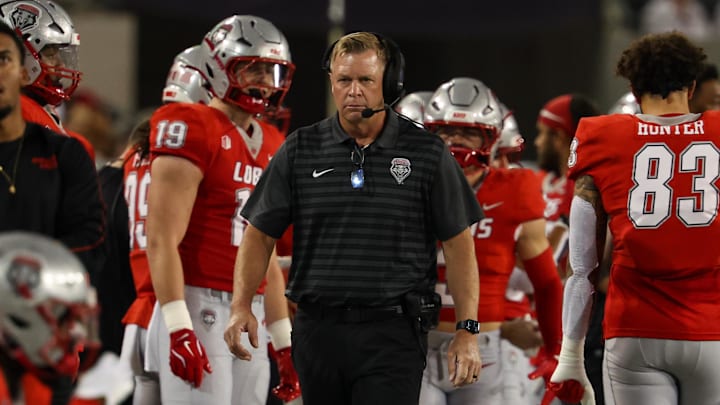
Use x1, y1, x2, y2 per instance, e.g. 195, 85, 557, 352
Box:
330, 49, 385, 125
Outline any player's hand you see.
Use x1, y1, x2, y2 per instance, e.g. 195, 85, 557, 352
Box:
269, 344, 302, 402
447, 331, 482, 387
528, 348, 560, 405
224, 305, 259, 361
169, 329, 212, 388
547, 357, 595, 405
500, 318, 543, 350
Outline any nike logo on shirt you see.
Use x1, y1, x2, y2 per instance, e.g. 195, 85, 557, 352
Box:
312, 168, 334, 178
482, 201, 504, 211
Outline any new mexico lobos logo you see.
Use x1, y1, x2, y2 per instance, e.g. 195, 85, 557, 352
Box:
11, 3, 40, 32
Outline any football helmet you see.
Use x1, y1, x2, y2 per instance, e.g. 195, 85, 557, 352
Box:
199, 15, 295, 114
609, 92, 641, 114
395, 91, 432, 127
425, 77, 503, 168
0, 232, 94, 380
492, 103, 525, 163
163, 45, 214, 105
0, 0, 81, 105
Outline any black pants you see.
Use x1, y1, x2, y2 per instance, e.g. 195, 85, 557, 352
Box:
292, 303, 427, 405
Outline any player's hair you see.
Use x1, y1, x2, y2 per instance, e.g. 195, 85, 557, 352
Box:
696, 63, 718, 86
128, 119, 151, 160
0, 20, 24, 63
569, 94, 599, 128
616, 31, 706, 98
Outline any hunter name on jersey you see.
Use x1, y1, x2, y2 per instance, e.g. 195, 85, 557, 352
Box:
637, 120, 704, 136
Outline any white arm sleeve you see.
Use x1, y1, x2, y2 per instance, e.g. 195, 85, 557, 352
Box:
563, 196, 598, 341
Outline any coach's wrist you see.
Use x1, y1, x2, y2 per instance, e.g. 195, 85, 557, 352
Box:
161, 300, 193, 333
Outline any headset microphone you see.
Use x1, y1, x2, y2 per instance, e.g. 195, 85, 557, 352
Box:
361, 105, 388, 118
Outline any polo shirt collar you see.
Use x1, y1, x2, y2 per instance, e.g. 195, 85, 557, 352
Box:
326, 112, 400, 148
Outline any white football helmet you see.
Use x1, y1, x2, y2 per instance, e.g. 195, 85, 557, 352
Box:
492, 103, 525, 163
199, 15, 294, 114
425, 77, 503, 168
162, 45, 214, 105
0, 232, 94, 379
609, 92, 641, 114
0, 0, 81, 105
394, 91, 432, 127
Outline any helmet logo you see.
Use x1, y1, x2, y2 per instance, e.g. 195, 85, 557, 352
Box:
390, 157, 412, 185
209, 24, 232, 49
269, 48, 281, 56
11, 3, 40, 32
201, 309, 216, 327
452, 112, 466, 119
6, 256, 41, 298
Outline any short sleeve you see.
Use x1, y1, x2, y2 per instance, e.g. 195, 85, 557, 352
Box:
241, 136, 294, 239
567, 118, 598, 181
430, 144, 483, 241
149, 104, 213, 173
516, 169, 546, 223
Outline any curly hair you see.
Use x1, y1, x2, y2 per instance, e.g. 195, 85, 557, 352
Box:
616, 31, 706, 98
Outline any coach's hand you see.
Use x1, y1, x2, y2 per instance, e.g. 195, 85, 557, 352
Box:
169, 328, 212, 388
224, 305, 259, 361
447, 330, 482, 387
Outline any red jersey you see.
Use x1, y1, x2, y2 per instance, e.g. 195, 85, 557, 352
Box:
122, 150, 155, 328
21, 95, 95, 161
540, 171, 573, 223
149, 103, 284, 292
568, 112, 720, 340
438, 168, 545, 323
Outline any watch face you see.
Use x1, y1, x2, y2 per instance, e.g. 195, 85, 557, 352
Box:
457, 320, 480, 334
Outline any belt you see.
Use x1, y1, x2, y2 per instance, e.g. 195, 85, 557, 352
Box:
299, 301, 405, 323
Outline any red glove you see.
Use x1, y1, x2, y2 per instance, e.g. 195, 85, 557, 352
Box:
169, 329, 212, 387
529, 347, 560, 405
269, 344, 302, 402
528, 347, 558, 384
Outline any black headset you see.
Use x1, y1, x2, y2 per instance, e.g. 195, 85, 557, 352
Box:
321, 32, 406, 105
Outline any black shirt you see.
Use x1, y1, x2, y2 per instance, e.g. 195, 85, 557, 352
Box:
0, 123, 105, 275
242, 112, 482, 306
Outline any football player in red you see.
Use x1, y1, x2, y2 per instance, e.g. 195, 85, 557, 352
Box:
0, 232, 98, 404
144, 15, 296, 404
120, 44, 213, 405
0, 0, 93, 160
419, 77, 562, 405
535, 93, 598, 275
549, 32, 720, 405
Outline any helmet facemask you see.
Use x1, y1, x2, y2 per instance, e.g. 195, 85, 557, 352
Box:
26, 41, 81, 105
431, 123, 500, 169
224, 57, 294, 114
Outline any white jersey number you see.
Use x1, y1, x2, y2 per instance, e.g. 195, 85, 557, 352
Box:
125, 170, 151, 249
628, 142, 720, 228
155, 120, 188, 149
231, 188, 252, 247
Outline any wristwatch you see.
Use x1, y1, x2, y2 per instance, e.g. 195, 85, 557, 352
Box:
456, 319, 480, 334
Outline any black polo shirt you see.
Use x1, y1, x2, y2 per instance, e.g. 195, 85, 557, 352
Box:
0, 123, 105, 276
242, 112, 482, 306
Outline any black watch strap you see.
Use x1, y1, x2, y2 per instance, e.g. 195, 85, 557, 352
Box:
456, 319, 480, 334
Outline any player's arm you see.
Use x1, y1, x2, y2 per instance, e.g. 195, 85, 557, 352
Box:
442, 228, 482, 386
146, 155, 201, 307
264, 248, 302, 402
517, 218, 562, 355
548, 174, 606, 404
